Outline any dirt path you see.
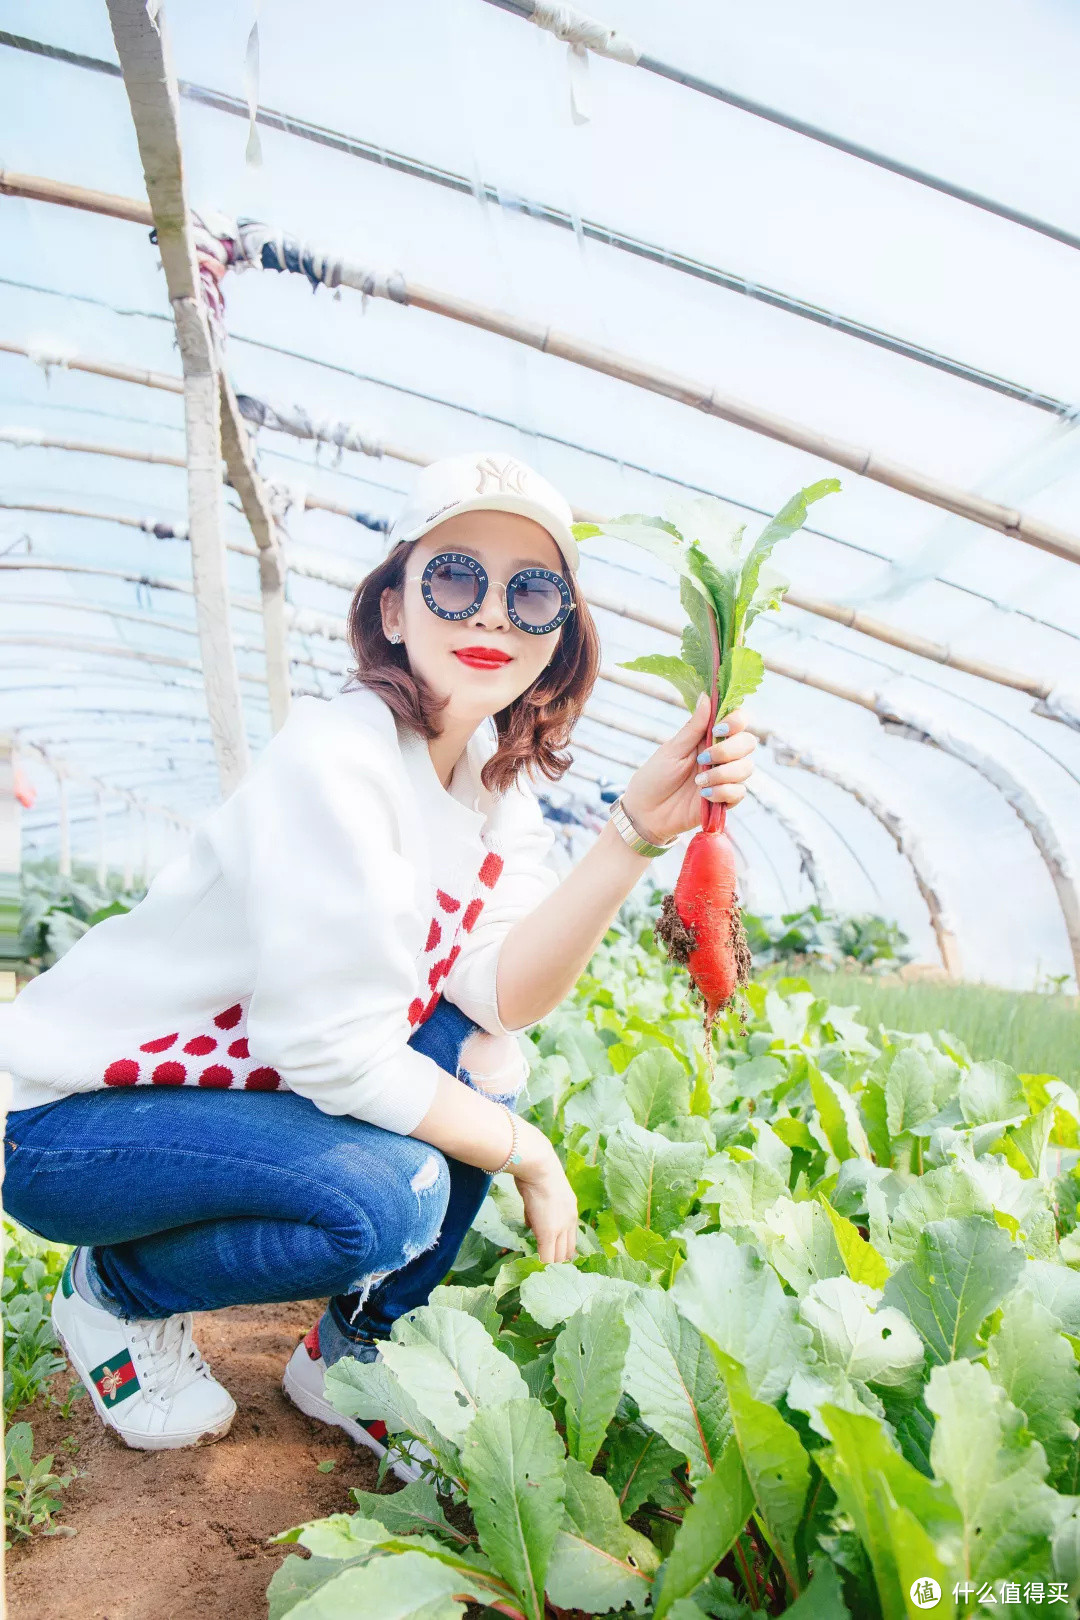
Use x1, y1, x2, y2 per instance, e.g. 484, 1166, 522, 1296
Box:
6, 1300, 382, 1620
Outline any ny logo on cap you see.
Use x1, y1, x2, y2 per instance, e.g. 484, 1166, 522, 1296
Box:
475, 456, 529, 496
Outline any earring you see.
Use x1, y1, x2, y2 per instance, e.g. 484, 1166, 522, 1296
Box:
388, 632, 402, 645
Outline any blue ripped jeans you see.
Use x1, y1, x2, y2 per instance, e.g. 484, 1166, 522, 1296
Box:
2, 1000, 511, 1366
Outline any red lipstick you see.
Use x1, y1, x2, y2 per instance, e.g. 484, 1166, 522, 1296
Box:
454, 646, 512, 669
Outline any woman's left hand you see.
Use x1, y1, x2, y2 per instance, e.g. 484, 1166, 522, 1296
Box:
620, 692, 757, 846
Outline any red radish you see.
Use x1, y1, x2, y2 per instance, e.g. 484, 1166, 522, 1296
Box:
673, 802, 747, 1021
657, 673, 751, 1034
575, 479, 841, 1039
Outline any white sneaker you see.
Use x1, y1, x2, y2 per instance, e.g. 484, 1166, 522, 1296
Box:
283, 1323, 433, 1485
52, 1252, 236, 1451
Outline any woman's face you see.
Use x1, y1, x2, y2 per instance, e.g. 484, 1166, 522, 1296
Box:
380, 510, 569, 727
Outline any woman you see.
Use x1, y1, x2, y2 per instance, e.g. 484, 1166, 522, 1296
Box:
1, 452, 756, 1469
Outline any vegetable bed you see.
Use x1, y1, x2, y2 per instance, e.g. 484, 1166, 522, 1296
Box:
269, 922, 1080, 1619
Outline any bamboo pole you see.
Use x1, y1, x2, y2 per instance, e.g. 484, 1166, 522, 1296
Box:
103, 0, 249, 792
5, 422, 1076, 724
17, 740, 191, 829
3, 169, 1079, 563
582, 579, 1076, 729
218, 373, 291, 731
0, 336, 181, 394
483, 0, 1080, 254
580, 705, 833, 911
121, 803, 135, 890
9, 593, 350, 680
0, 557, 348, 643
877, 695, 1080, 988
55, 767, 70, 877
7, 556, 972, 963
595, 671, 960, 971
0, 633, 325, 699
606, 661, 1077, 983
4, 30, 1069, 416
761, 733, 962, 976
6, 335, 1078, 649
95, 789, 107, 886
0, 431, 386, 527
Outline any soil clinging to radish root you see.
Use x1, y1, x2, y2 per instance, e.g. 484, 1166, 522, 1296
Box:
655, 892, 697, 967
655, 890, 752, 1028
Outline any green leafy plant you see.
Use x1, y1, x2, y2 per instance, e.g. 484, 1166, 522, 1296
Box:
571, 485, 841, 1034
4, 1422, 79, 1547
3, 1223, 70, 1421
742, 906, 912, 972
270, 921, 1080, 1618
16, 859, 143, 974
572, 482, 840, 722
3, 1223, 79, 1548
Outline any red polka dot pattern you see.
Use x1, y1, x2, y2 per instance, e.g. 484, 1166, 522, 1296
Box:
478, 852, 504, 888
424, 918, 442, 952
104, 1059, 139, 1086
140, 1033, 177, 1053
407, 997, 425, 1027
436, 890, 460, 913
198, 1065, 233, 1088
462, 898, 483, 933
184, 1035, 217, 1056
152, 1061, 186, 1086
228, 1037, 249, 1059
214, 1004, 243, 1030
245, 1067, 282, 1092
428, 956, 450, 990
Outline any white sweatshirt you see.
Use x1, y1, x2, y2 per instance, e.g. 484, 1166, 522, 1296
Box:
1, 688, 560, 1132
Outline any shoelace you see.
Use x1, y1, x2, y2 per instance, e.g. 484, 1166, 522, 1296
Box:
128, 1313, 208, 1400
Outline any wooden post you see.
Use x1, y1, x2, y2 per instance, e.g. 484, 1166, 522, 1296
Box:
219, 374, 291, 732
96, 788, 108, 887
140, 807, 151, 889
104, 0, 249, 793
56, 767, 70, 878
121, 801, 135, 891
0, 733, 20, 1004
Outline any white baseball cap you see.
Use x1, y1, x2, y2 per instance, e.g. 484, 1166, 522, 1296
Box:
385, 451, 579, 573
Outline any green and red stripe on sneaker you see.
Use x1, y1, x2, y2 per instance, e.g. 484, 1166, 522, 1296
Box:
88, 1349, 141, 1408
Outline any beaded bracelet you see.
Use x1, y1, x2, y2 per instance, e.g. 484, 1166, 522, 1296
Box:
491, 1105, 523, 1176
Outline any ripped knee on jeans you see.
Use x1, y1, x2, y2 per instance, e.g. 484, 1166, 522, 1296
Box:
457, 1029, 528, 1109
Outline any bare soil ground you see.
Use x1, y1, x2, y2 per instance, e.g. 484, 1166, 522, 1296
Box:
6, 1300, 382, 1620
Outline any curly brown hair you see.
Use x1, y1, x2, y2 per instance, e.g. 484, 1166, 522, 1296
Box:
341, 541, 601, 795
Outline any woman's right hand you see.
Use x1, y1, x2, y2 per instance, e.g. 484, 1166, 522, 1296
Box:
511, 1120, 579, 1265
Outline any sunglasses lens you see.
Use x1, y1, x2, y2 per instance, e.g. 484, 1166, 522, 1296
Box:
427, 560, 481, 615
509, 575, 566, 629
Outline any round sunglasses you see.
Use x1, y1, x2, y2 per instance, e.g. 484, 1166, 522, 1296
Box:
408, 551, 575, 636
